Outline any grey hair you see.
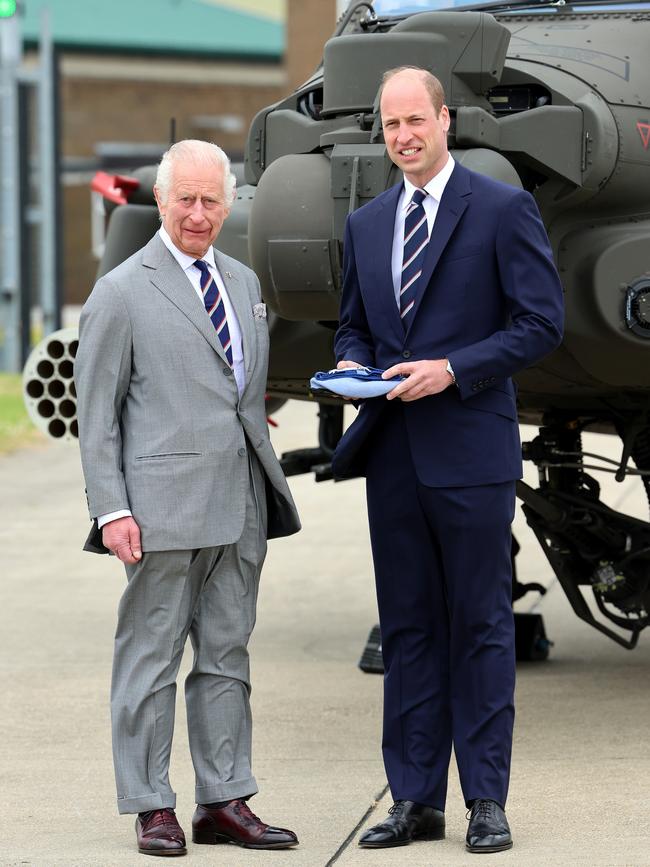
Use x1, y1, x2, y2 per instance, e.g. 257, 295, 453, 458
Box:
155, 139, 237, 206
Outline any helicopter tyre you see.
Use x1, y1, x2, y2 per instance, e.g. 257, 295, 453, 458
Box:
358, 613, 552, 673
514, 612, 552, 662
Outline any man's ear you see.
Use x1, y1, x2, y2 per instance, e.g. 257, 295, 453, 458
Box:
153, 185, 165, 215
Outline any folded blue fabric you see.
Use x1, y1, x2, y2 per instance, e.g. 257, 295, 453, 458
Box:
310, 367, 405, 398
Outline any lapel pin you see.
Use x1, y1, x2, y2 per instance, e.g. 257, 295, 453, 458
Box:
225, 271, 233, 279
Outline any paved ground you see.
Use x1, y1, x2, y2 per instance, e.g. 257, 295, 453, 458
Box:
1, 401, 649, 866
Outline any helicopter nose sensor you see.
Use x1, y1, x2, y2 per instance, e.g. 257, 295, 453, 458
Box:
625, 277, 650, 338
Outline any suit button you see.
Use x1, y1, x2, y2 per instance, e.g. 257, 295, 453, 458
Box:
490, 376, 496, 383
472, 384, 477, 391
237, 447, 246, 457
223, 367, 233, 376
402, 350, 412, 359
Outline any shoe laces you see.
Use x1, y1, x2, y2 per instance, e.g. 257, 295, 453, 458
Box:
388, 801, 406, 817
141, 808, 175, 826
233, 799, 266, 829
140, 809, 183, 840
466, 799, 495, 821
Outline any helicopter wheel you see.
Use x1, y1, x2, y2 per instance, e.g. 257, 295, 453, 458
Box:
358, 624, 383, 674
358, 613, 552, 672
514, 612, 552, 661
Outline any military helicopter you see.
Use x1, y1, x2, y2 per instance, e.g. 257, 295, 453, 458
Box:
23, 0, 650, 659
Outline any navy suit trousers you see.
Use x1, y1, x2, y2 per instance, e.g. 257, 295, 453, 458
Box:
364, 403, 516, 810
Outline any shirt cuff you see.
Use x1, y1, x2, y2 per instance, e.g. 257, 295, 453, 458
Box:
97, 509, 132, 529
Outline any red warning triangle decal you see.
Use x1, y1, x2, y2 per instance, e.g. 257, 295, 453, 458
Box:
637, 121, 650, 150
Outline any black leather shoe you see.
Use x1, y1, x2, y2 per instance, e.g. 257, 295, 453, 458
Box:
466, 799, 513, 853
358, 800, 445, 848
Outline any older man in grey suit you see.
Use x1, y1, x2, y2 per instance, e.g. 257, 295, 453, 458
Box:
75, 139, 301, 857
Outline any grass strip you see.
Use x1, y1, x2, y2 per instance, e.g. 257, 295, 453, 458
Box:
0, 373, 44, 454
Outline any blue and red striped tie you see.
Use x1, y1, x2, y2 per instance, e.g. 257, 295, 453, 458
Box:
400, 188, 429, 328
194, 259, 233, 366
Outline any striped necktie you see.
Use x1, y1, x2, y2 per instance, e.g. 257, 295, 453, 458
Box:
400, 188, 429, 328
194, 259, 233, 366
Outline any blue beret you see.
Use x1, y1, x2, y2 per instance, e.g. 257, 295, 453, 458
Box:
310, 367, 405, 398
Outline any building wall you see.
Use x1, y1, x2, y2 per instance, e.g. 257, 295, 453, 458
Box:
286, 0, 337, 92
60, 57, 286, 304
58, 2, 338, 305
60, 56, 286, 158
63, 185, 95, 309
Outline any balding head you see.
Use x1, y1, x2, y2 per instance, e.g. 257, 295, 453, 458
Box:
380, 67, 445, 116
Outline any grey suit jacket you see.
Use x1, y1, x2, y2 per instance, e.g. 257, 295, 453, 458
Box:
75, 234, 300, 553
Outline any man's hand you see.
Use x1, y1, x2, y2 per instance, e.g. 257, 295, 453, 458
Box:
102, 516, 142, 564
334, 359, 365, 400
384, 359, 454, 402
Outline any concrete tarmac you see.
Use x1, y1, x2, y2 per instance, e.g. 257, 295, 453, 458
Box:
1, 401, 649, 866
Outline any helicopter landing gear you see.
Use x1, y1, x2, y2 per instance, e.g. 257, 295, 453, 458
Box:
358, 624, 383, 674
357, 612, 551, 673
513, 613, 552, 661
358, 534, 552, 674
511, 535, 552, 661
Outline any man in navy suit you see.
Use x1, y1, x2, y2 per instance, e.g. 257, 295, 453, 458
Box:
333, 67, 563, 854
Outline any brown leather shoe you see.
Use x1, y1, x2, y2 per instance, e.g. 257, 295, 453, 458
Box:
136, 808, 187, 857
192, 799, 298, 849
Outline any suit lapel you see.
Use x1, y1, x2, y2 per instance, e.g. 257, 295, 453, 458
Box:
143, 236, 228, 362
404, 163, 471, 339
365, 185, 404, 341
214, 250, 255, 384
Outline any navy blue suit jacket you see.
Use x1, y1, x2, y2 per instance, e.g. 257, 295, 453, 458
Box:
332, 162, 564, 487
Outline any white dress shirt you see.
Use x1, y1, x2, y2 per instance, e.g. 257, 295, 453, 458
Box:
391, 155, 456, 305
98, 228, 245, 529
158, 226, 245, 395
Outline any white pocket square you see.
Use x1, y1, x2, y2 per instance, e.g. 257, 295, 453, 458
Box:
252, 303, 267, 320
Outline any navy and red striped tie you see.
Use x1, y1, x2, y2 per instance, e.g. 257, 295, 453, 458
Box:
194, 259, 233, 366
400, 188, 429, 328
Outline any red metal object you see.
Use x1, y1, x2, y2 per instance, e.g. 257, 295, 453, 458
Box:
91, 171, 140, 204
637, 121, 650, 150
265, 394, 279, 427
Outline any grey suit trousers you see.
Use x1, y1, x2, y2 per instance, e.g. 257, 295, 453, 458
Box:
111, 456, 267, 814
